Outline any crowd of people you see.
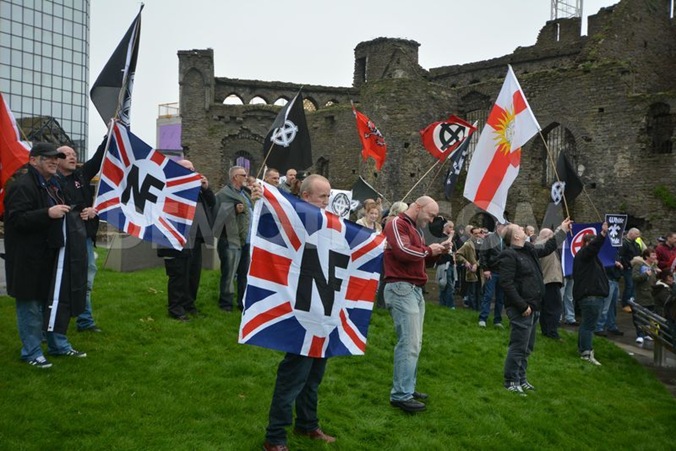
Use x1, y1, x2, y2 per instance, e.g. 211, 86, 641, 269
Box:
3, 150, 675, 450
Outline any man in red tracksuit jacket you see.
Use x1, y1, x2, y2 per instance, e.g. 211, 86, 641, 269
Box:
382, 196, 449, 413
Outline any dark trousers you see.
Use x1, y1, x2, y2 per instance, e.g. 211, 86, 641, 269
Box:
164, 245, 202, 317
236, 243, 250, 310
504, 306, 539, 385
540, 282, 562, 338
266, 353, 328, 445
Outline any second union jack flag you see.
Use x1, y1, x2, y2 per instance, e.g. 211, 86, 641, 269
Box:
94, 122, 202, 250
239, 183, 385, 358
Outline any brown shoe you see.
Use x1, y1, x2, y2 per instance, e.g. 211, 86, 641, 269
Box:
294, 428, 336, 443
262, 442, 289, 451
622, 306, 633, 313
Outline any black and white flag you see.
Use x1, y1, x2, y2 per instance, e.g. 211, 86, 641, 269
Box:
550, 152, 582, 205
263, 91, 312, 173
605, 213, 628, 247
90, 5, 143, 127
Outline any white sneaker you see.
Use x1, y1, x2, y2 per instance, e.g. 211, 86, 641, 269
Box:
644, 335, 653, 341
581, 351, 602, 366
635, 337, 644, 344
478, 320, 486, 328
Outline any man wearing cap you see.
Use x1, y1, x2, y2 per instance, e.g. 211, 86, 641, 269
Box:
4, 143, 87, 368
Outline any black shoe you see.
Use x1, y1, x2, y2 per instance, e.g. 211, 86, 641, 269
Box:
187, 309, 205, 318
609, 329, 624, 336
219, 306, 233, 312
77, 326, 102, 333
594, 331, 608, 337
412, 391, 429, 400
390, 398, 426, 412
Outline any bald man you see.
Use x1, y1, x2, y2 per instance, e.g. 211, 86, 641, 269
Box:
383, 196, 449, 412
264, 174, 335, 450
157, 159, 214, 321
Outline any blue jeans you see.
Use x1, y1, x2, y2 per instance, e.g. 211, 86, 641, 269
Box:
479, 273, 503, 324
16, 300, 74, 360
465, 281, 481, 310
384, 282, 425, 401
596, 280, 619, 332
266, 353, 328, 445
578, 296, 604, 353
77, 239, 98, 330
504, 306, 539, 385
217, 238, 241, 310
561, 278, 575, 323
438, 266, 456, 308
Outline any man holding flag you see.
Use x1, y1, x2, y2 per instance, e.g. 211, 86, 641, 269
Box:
263, 175, 337, 450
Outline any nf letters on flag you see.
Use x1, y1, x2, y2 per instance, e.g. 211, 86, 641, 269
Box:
263, 92, 312, 173
551, 152, 583, 205
420, 115, 476, 162
94, 123, 202, 250
353, 106, 387, 170
0, 93, 30, 215
463, 65, 540, 223
239, 183, 385, 358
90, 6, 143, 127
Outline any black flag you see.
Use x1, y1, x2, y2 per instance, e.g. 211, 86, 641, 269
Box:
443, 125, 475, 200
551, 152, 583, 205
90, 5, 143, 127
263, 91, 312, 173
351, 176, 382, 204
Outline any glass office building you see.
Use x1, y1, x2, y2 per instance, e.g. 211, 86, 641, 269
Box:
0, 0, 89, 151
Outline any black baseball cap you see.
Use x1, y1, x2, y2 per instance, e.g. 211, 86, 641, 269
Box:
30, 142, 66, 158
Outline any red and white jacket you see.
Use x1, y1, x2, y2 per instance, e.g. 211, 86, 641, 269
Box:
383, 213, 439, 286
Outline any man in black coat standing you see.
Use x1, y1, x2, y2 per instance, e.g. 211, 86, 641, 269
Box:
57, 139, 107, 332
573, 222, 610, 366
157, 159, 215, 321
4, 143, 87, 368
499, 218, 571, 395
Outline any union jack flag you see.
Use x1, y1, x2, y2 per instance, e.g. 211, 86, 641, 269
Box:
94, 122, 202, 250
239, 183, 385, 358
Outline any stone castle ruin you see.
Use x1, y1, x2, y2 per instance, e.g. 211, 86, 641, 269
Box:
177, 0, 675, 236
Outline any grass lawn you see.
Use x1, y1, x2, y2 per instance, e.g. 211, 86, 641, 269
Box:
1, 259, 675, 450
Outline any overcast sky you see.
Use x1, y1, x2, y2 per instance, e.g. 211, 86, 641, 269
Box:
88, 0, 619, 154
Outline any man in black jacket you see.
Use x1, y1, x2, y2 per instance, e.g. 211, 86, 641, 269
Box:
478, 222, 508, 328
57, 139, 106, 332
4, 143, 87, 368
157, 159, 215, 321
499, 218, 571, 395
573, 222, 610, 365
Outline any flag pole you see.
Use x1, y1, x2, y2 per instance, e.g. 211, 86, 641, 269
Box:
400, 160, 441, 203
257, 141, 276, 180
424, 157, 449, 195
113, 3, 144, 123
538, 130, 572, 219
92, 119, 116, 204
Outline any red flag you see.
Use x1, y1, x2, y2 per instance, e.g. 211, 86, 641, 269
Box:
463, 65, 540, 222
420, 115, 476, 162
0, 93, 30, 216
353, 105, 387, 171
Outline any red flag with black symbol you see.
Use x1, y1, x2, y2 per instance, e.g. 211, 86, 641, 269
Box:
353, 104, 387, 171
420, 115, 476, 162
